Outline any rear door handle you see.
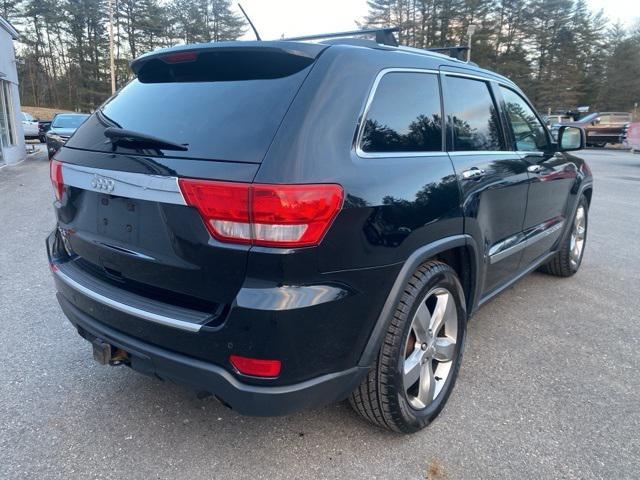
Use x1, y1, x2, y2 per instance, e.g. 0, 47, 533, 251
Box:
461, 167, 486, 179
527, 164, 543, 173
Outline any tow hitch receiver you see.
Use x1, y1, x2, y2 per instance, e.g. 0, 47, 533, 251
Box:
92, 340, 130, 366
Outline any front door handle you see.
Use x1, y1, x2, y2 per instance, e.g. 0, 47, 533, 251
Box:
527, 164, 543, 173
461, 167, 486, 179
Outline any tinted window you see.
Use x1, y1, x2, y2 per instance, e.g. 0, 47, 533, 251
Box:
500, 87, 549, 151
360, 73, 442, 153
66, 66, 312, 162
444, 76, 502, 151
52, 114, 89, 129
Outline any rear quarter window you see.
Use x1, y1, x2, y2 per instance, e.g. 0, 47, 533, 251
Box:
359, 72, 443, 154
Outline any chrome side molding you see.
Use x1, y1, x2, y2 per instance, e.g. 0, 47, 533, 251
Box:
490, 218, 565, 264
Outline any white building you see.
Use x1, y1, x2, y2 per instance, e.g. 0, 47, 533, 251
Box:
0, 16, 24, 166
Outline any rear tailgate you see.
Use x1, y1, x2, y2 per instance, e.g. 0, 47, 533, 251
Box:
51, 43, 324, 350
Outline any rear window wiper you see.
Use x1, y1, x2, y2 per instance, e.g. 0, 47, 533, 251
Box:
104, 127, 188, 151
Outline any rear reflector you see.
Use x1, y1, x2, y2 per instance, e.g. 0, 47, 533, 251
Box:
50, 159, 65, 201
229, 355, 281, 378
178, 180, 343, 248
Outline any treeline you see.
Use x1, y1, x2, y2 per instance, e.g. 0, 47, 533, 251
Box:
3, 0, 640, 114
363, 0, 640, 114
3, 0, 247, 111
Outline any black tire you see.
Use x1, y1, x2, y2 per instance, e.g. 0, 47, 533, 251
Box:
540, 195, 588, 277
349, 260, 467, 433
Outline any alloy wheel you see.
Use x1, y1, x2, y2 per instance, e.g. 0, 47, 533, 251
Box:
570, 205, 586, 269
403, 287, 458, 410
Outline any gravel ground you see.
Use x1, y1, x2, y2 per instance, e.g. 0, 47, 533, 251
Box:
1, 147, 638, 479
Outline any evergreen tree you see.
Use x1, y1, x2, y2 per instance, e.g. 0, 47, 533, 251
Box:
599, 24, 640, 111
5, 0, 638, 114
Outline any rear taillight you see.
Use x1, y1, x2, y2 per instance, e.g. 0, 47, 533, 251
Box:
178, 180, 343, 248
50, 159, 65, 201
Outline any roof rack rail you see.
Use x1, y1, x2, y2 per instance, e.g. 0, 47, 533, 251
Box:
425, 46, 469, 60
283, 27, 399, 47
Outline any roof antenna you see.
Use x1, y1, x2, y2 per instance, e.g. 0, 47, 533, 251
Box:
238, 3, 261, 41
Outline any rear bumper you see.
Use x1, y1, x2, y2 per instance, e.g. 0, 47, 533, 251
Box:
58, 294, 367, 416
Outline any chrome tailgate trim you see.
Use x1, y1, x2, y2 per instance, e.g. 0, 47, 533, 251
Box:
61, 163, 186, 205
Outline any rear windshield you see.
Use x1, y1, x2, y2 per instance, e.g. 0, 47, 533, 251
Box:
53, 114, 89, 128
65, 64, 312, 163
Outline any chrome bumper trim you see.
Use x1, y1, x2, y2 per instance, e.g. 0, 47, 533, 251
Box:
53, 267, 202, 333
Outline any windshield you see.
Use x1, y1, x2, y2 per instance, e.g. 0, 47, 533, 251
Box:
22, 112, 35, 122
53, 114, 89, 129
580, 113, 598, 123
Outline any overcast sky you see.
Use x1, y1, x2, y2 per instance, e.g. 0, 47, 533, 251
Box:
238, 0, 639, 41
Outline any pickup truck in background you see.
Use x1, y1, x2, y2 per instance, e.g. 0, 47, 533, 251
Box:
551, 111, 632, 147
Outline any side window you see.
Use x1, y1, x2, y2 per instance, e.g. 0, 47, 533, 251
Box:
443, 76, 503, 151
360, 72, 442, 153
499, 87, 549, 151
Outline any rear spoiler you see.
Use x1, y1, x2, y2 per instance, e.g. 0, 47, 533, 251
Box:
130, 41, 328, 77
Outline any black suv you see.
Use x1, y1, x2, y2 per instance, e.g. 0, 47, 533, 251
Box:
47, 37, 592, 433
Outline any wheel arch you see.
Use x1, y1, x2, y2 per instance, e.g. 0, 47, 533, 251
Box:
357, 234, 480, 367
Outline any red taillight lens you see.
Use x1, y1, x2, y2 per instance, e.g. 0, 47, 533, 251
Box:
178, 180, 343, 248
50, 159, 65, 201
251, 184, 344, 247
229, 354, 281, 378
179, 180, 251, 244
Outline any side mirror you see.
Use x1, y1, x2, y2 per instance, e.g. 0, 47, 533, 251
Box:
558, 126, 585, 152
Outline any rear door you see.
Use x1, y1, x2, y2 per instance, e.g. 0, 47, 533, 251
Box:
442, 73, 530, 296
497, 86, 576, 268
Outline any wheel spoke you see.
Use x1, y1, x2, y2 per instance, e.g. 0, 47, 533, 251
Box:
403, 349, 423, 390
429, 293, 449, 335
434, 336, 456, 362
413, 301, 431, 342
417, 361, 435, 407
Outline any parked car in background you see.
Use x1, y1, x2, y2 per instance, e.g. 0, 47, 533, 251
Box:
21, 111, 39, 140
38, 120, 52, 143
47, 36, 592, 433
551, 111, 632, 147
622, 122, 640, 152
46, 113, 89, 159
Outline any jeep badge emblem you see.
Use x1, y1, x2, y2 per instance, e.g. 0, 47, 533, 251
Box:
91, 174, 115, 192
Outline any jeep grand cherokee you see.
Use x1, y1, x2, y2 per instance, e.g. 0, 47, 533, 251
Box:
47, 37, 592, 433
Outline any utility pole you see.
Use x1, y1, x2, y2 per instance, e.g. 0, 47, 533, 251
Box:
467, 24, 477, 62
108, 0, 115, 94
